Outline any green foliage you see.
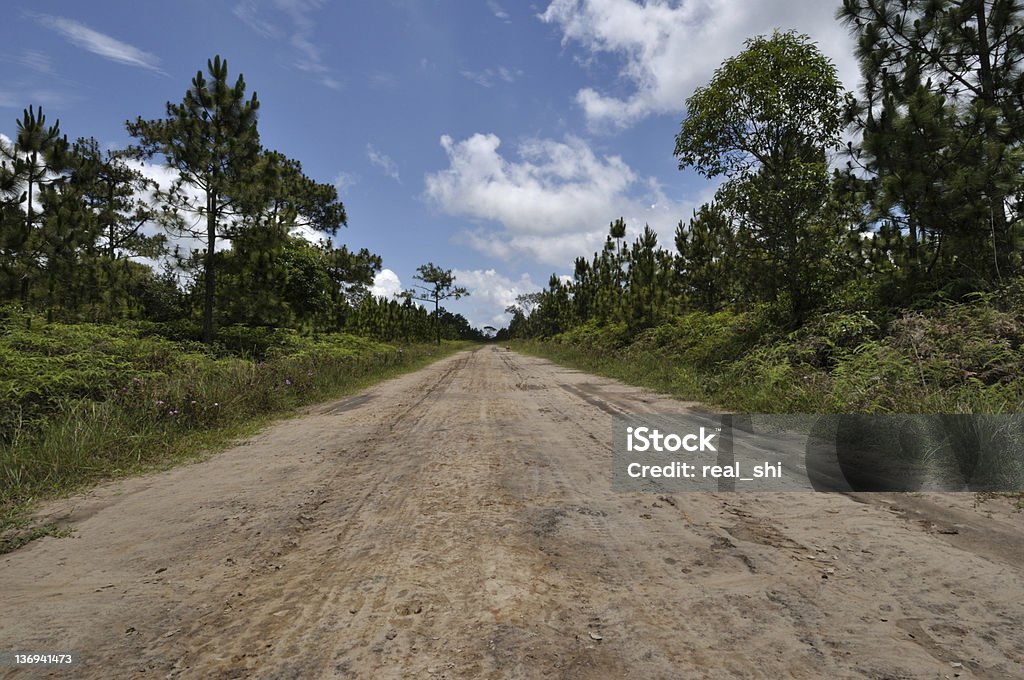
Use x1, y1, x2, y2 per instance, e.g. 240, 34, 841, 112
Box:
0, 308, 469, 542
403, 263, 470, 344
517, 13, 1024, 393
786, 311, 881, 368
0, 107, 70, 303
128, 55, 262, 343
0, 307, 436, 450
674, 30, 847, 180
518, 287, 1024, 416
0, 56, 400, 342
675, 202, 733, 312
674, 31, 852, 325
839, 0, 1024, 283
0, 307, 211, 445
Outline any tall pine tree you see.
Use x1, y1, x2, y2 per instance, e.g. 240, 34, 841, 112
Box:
127, 55, 261, 343
0, 107, 68, 303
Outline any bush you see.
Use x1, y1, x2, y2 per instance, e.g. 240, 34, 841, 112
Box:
516, 290, 1024, 415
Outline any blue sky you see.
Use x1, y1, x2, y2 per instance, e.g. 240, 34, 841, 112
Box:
1, 1, 859, 328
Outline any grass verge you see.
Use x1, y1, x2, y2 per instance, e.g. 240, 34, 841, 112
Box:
512, 302, 1024, 415
1, 318, 473, 552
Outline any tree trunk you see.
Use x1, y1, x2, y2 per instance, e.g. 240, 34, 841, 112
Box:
434, 296, 441, 345
202, 191, 217, 344
973, 0, 1010, 278
108, 182, 118, 318
22, 164, 34, 305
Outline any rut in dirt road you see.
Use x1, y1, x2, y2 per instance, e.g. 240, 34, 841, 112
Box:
2, 346, 1023, 679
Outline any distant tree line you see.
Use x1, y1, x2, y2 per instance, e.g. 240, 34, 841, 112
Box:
0, 56, 482, 344
508, 1, 1024, 338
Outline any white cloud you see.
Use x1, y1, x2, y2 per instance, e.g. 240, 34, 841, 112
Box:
16, 50, 54, 74
123, 160, 213, 259
452, 269, 541, 328
460, 66, 522, 88
0, 88, 76, 110
425, 132, 694, 266
371, 268, 403, 299
34, 14, 164, 74
426, 133, 634, 236
487, 0, 512, 22
539, 0, 860, 129
234, 0, 340, 90
366, 143, 401, 183
333, 171, 358, 193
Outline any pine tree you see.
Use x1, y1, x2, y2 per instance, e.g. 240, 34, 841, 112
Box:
216, 148, 350, 329
0, 107, 69, 302
403, 263, 469, 344
127, 55, 261, 343
839, 0, 1024, 283
675, 202, 733, 312
623, 225, 670, 330
64, 138, 165, 317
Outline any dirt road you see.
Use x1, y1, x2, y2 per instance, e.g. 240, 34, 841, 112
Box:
3, 347, 1023, 679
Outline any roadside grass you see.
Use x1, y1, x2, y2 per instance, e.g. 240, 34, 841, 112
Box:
0, 308, 473, 552
511, 300, 1024, 415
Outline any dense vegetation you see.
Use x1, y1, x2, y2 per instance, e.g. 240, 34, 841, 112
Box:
508, 2, 1024, 415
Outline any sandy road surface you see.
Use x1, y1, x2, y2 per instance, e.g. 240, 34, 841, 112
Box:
2, 346, 1023, 679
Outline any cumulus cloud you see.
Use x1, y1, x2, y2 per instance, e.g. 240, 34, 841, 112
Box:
426, 134, 633, 236
366, 143, 401, 183
34, 14, 164, 74
424, 132, 696, 267
452, 269, 541, 328
371, 268, 403, 300
539, 0, 860, 129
